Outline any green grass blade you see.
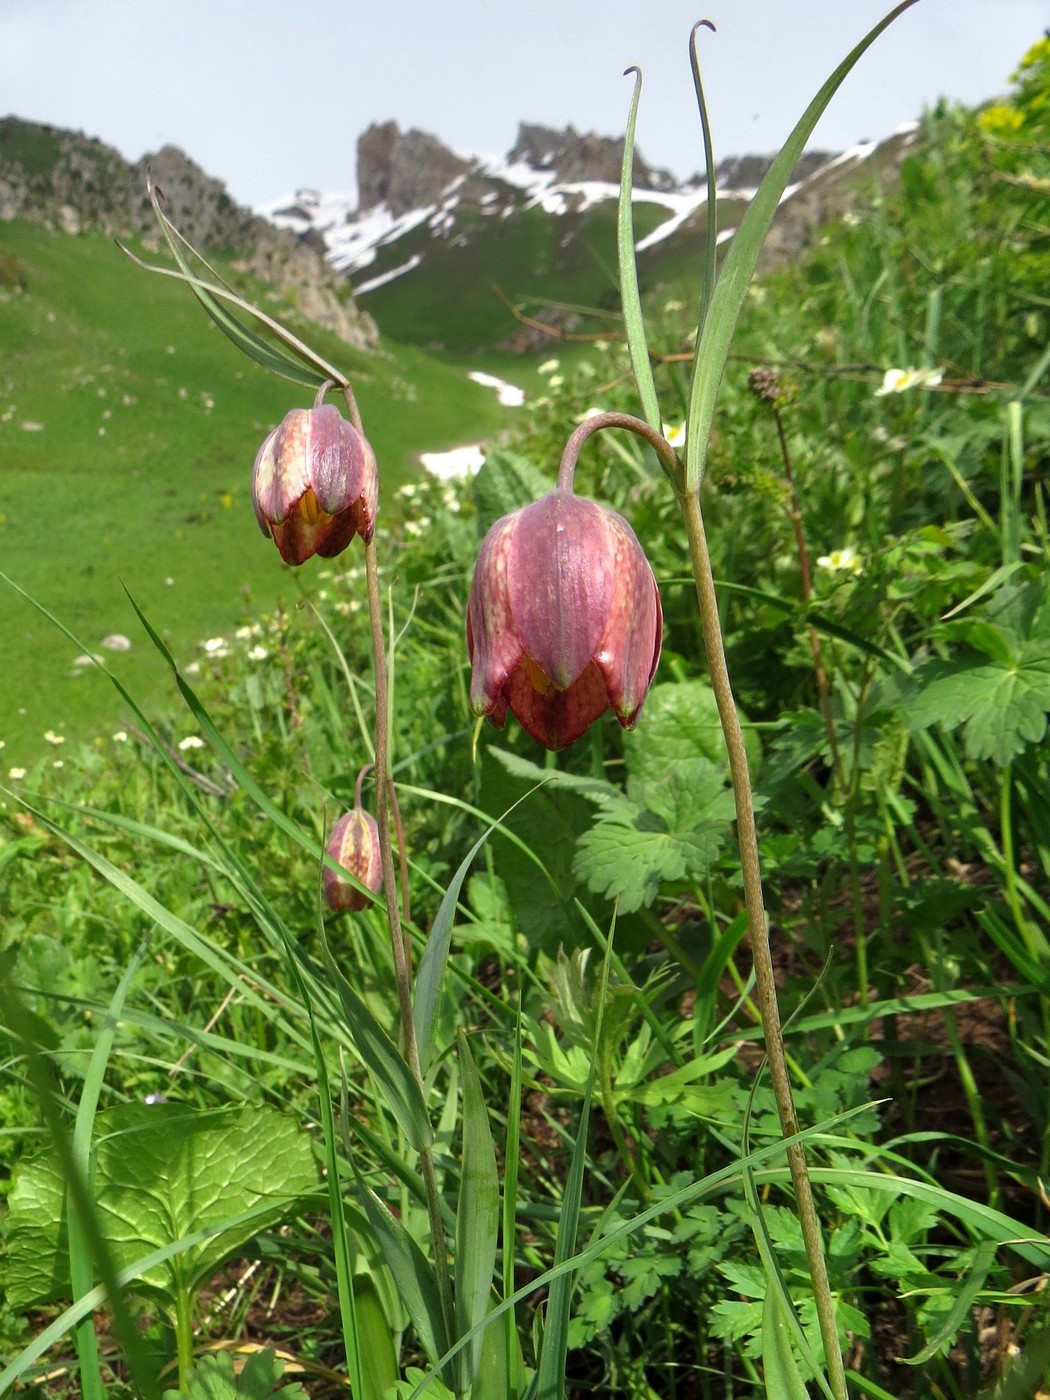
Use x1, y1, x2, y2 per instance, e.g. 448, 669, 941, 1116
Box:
455, 1031, 500, 1390
409, 1102, 878, 1399
898, 1239, 999, 1366
413, 783, 556, 1068
684, 0, 920, 491
68, 941, 150, 1400
356, 1174, 451, 1377
319, 931, 433, 1152
296, 906, 366, 1400
688, 21, 718, 335
761, 1286, 812, 1400
616, 67, 661, 434
503, 1002, 525, 1398
532, 916, 616, 1400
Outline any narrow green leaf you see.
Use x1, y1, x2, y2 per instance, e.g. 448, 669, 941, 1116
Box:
455, 1032, 501, 1388
130, 177, 342, 387
616, 67, 662, 434
69, 943, 150, 1400
684, 0, 920, 490
687, 20, 718, 334
761, 1286, 812, 1400
297, 954, 365, 1400
320, 936, 433, 1152
533, 918, 617, 1400
357, 1178, 450, 1375
899, 1239, 999, 1365
414, 784, 549, 1068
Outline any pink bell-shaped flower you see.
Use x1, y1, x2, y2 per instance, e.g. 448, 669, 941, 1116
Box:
467, 488, 662, 750
252, 404, 377, 566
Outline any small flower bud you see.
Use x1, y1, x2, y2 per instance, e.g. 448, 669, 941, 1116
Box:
324, 807, 383, 912
252, 404, 378, 566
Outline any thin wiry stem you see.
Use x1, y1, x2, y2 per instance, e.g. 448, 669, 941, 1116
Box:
363, 535, 456, 1346
678, 486, 848, 1400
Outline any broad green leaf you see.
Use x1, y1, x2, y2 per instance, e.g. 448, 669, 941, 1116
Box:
908, 580, 1050, 763
623, 679, 760, 787
5, 1103, 319, 1313
574, 759, 735, 912
908, 651, 1050, 765
454, 1032, 500, 1388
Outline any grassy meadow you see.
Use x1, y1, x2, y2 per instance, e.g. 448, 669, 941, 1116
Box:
2, 25, 1050, 1400
0, 220, 511, 764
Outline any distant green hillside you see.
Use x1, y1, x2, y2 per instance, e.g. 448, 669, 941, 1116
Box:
0, 219, 510, 764
357, 195, 682, 350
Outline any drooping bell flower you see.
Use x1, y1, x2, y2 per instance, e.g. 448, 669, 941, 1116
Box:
252, 404, 377, 565
324, 805, 383, 913
467, 488, 662, 750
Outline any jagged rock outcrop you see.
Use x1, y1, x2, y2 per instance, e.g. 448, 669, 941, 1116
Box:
0, 116, 377, 349
357, 121, 471, 216
708, 150, 837, 191
508, 122, 677, 191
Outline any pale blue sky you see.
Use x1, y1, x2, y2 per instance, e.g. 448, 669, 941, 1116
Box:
1, 0, 1043, 207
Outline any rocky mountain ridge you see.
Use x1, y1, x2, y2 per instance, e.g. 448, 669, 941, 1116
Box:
261, 117, 864, 296
0, 116, 377, 349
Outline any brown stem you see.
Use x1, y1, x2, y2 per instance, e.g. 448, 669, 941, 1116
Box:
557, 411, 682, 491
363, 535, 455, 1342
678, 486, 848, 1400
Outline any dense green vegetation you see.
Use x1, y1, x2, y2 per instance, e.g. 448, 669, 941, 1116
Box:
3, 25, 1050, 1400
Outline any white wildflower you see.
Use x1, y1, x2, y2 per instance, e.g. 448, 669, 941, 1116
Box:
43, 730, 65, 745
248, 645, 269, 662
537, 358, 560, 375
875, 366, 944, 396
663, 423, 686, 449
178, 735, 205, 751
817, 546, 862, 575
112, 731, 128, 742
8, 767, 26, 780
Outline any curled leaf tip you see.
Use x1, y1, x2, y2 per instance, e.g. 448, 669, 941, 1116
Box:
691, 18, 716, 37
623, 64, 641, 79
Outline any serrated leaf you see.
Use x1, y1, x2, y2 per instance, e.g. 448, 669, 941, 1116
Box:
907, 650, 1050, 765
574, 762, 735, 913
162, 1348, 308, 1400
5, 1103, 319, 1313
623, 679, 760, 787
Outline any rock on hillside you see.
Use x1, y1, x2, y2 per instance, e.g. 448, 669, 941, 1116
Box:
0, 116, 377, 349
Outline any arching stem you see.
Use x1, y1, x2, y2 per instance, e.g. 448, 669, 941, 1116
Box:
678, 485, 847, 1400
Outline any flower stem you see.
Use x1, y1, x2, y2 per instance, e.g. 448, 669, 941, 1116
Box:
363, 534, 456, 1348
677, 486, 848, 1400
